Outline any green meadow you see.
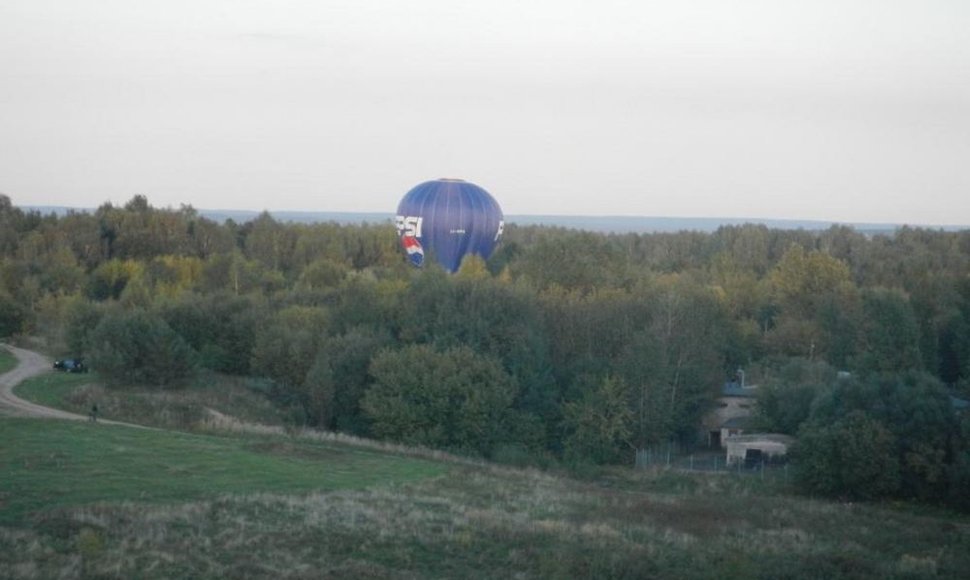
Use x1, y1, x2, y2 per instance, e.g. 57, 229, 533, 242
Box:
0, 419, 445, 526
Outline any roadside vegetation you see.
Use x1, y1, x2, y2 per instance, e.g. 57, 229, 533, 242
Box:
15, 371, 289, 431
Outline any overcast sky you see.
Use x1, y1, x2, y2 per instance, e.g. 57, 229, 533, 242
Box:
1, 1, 968, 224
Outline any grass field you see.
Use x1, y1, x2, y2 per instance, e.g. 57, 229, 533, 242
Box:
5, 366, 970, 578
0, 419, 445, 526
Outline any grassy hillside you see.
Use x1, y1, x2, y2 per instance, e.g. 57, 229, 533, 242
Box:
5, 370, 970, 578
0, 419, 445, 526
1, 415, 968, 579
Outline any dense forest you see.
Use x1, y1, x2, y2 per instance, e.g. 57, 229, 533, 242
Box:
1, 193, 968, 508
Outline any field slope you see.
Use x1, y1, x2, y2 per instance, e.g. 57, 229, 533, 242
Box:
2, 349, 969, 579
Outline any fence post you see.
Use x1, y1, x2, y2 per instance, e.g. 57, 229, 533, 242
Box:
689, 454, 694, 471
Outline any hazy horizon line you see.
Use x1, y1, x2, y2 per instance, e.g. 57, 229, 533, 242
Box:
19, 204, 970, 234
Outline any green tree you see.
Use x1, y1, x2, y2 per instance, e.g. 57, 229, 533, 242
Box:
949, 415, 970, 511
299, 327, 391, 432
200, 251, 265, 295
86, 259, 143, 301
296, 258, 348, 291
187, 214, 235, 259
87, 308, 198, 387
769, 244, 851, 319
712, 224, 772, 275
632, 277, 727, 444
514, 231, 628, 293
755, 358, 835, 435
809, 372, 958, 501
63, 298, 104, 355
0, 194, 27, 257
395, 273, 557, 448
934, 289, 969, 386
363, 345, 517, 456
158, 292, 265, 374
250, 305, 328, 392
241, 211, 297, 275
563, 376, 633, 464
96, 196, 195, 260
0, 290, 26, 338
855, 288, 922, 374
793, 411, 899, 500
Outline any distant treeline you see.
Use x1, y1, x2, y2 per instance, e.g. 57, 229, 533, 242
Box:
25, 204, 933, 234
1, 194, 968, 508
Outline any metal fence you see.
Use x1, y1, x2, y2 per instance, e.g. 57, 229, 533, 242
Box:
634, 444, 790, 479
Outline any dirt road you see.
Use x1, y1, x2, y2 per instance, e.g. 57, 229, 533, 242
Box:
0, 343, 87, 420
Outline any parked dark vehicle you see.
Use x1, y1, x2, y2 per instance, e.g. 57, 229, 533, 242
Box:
53, 358, 88, 373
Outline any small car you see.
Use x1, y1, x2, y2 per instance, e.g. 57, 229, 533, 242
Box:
53, 358, 88, 373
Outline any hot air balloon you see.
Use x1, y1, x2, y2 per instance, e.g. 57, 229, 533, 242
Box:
396, 179, 504, 272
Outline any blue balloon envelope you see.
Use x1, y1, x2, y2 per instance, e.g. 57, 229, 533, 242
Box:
396, 179, 504, 272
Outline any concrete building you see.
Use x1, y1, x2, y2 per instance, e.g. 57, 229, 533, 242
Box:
724, 434, 794, 466
702, 381, 758, 447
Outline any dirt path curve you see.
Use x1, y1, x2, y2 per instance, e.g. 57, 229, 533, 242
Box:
0, 343, 85, 420
1, 344, 157, 430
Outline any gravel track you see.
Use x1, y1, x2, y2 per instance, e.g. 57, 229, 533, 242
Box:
0, 343, 85, 420
0, 344, 160, 430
